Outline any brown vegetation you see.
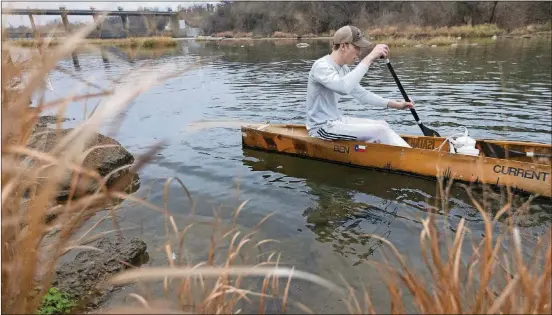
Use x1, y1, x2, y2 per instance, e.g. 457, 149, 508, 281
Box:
1, 21, 184, 313
378, 36, 459, 47
366, 24, 503, 38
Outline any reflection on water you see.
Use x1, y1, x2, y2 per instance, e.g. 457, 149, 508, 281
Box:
241, 147, 484, 265
302, 187, 396, 266
41, 37, 551, 312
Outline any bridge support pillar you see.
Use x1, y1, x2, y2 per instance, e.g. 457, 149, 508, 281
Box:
92, 15, 103, 38
71, 52, 80, 71
28, 14, 37, 38
61, 13, 69, 33
144, 16, 155, 35
170, 14, 183, 38
121, 15, 129, 38
100, 47, 110, 68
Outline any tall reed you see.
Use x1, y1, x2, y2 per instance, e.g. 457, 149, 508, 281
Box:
102, 181, 551, 314
1, 17, 184, 314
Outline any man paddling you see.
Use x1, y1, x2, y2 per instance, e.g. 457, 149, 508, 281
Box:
305, 25, 413, 147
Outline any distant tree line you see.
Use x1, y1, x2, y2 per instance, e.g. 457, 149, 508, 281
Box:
201, 1, 552, 35
176, 3, 216, 13
5, 1, 550, 39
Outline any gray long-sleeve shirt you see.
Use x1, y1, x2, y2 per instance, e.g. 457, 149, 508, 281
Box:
305, 55, 389, 131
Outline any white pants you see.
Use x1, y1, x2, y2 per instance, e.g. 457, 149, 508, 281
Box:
309, 116, 411, 148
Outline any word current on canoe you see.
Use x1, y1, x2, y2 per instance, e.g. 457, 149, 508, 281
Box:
493, 165, 550, 182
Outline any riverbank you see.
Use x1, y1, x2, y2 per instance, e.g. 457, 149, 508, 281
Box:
196, 35, 476, 47
363, 23, 551, 38
8, 36, 178, 49
196, 23, 551, 46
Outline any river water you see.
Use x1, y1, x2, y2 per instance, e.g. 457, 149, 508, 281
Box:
41, 37, 551, 313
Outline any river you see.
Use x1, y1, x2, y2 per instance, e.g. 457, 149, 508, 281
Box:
41, 37, 551, 313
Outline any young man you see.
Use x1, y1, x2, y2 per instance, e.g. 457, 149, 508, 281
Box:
305, 25, 413, 147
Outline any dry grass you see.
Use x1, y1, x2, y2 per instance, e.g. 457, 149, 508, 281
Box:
101, 209, 341, 314
509, 22, 552, 36
8, 36, 178, 49
2, 17, 551, 315
234, 31, 254, 38
353, 190, 552, 313
99, 180, 552, 314
1, 18, 185, 314
202, 24, 507, 44
211, 31, 259, 39
208, 29, 332, 40
366, 24, 504, 38
376, 36, 458, 47
214, 31, 236, 38
272, 31, 298, 38
208, 24, 504, 40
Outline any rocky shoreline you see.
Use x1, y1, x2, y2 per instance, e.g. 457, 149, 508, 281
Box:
52, 237, 149, 312
29, 115, 148, 313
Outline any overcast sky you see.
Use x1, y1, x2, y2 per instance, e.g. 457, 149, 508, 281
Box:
2, 1, 218, 26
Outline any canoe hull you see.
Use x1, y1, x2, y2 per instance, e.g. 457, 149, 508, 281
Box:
241, 124, 552, 198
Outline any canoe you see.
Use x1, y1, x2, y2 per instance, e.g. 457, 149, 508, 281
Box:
241, 123, 552, 198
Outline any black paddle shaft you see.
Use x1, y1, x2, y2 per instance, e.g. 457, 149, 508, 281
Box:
384, 59, 441, 137
382, 59, 550, 158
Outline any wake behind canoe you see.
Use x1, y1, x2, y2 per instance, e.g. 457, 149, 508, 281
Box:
241, 123, 552, 198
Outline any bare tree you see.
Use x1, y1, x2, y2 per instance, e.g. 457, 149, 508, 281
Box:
200, 1, 551, 35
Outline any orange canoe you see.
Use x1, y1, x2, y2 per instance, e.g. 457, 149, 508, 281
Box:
241, 123, 552, 198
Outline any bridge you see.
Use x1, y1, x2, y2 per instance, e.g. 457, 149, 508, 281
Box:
2, 8, 188, 38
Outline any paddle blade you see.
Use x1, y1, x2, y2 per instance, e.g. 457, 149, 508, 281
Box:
420, 124, 441, 137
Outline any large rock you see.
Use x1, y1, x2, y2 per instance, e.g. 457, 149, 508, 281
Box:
52, 237, 149, 311
35, 115, 71, 128
27, 125, 139, 201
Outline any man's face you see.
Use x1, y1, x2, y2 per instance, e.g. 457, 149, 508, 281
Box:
344, 43, 361, 64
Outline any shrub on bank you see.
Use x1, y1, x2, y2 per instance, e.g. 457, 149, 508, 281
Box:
37, 288, 76, 315
215, 31, 235, 38
508, 22, 552, 35
366, 24, 504, 38
272, 31, 298, 38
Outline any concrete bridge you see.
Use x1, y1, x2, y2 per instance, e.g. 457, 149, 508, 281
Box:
2, 7, 187, 38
